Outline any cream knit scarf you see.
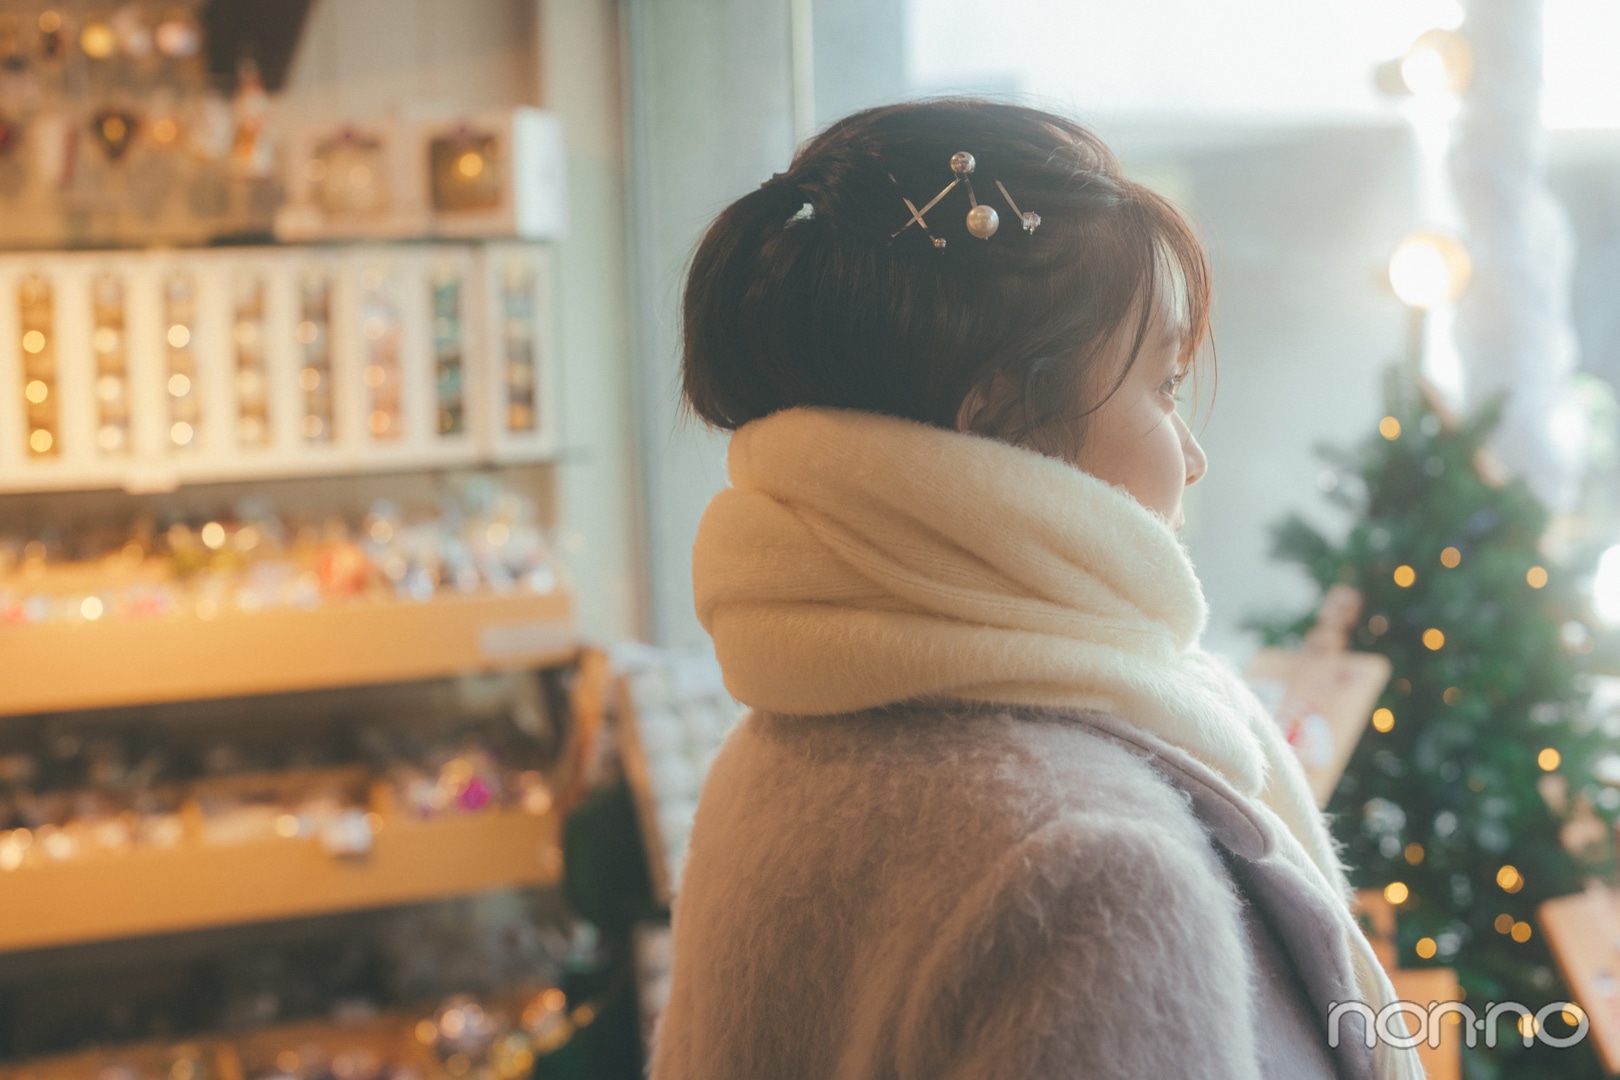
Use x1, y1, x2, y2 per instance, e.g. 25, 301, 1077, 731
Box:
693, 406, 1424, 1080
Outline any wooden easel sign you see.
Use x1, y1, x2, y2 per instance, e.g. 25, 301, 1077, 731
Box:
1247, 585, 1393, 807
1540, 882, 1620, 1075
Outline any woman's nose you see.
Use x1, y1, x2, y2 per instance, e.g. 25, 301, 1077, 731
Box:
1180, 417, 1207, 486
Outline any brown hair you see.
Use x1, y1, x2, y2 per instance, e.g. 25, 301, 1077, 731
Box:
680, 98, 1212, 460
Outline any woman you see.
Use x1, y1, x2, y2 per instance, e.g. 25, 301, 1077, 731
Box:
651, 99, 1424, 1080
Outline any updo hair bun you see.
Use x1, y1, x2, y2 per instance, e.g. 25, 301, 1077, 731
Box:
681, 98, 1211, 459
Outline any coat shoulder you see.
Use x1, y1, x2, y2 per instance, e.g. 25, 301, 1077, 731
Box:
725, 701, 1220, 856
891, 807, 1260, 1079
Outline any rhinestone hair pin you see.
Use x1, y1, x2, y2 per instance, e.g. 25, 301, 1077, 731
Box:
890, 151, 1041, 249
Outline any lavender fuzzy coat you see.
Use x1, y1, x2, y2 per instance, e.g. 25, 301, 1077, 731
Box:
650, 701, 1381, 1080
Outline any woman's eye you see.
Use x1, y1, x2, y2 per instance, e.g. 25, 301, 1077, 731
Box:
1160, 373, 1186, 399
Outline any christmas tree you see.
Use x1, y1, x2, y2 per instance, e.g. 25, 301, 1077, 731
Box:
1255, 371, 1617, 1080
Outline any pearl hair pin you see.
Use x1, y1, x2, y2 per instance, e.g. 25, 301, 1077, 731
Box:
890, 151, 1041, 248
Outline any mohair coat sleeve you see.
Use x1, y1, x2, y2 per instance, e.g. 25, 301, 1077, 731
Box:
888, 813, 1261, 1080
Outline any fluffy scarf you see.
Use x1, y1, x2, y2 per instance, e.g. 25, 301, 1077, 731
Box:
693, 405, 1424, 1080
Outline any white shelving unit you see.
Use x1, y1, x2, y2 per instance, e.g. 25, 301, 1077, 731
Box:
0, 241, 557, 492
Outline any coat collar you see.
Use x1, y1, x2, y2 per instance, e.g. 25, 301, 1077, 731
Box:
1048, 705, 1277, 860
1051, 706, 1376, 1080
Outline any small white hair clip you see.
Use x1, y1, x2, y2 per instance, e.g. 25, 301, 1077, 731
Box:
890, 151, 1041, 249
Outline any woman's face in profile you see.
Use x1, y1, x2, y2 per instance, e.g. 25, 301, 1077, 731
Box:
1073, 302, 1207, 531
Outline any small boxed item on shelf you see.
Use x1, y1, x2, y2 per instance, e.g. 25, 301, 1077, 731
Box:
275, 118, 430, 243
417, 108, 568, 242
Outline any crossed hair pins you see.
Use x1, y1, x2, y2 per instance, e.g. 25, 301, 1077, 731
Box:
891, 151, 1041, 249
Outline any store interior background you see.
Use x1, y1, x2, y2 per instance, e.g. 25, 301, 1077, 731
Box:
4, 0, 1620, 1075
262, 0, 1620, 662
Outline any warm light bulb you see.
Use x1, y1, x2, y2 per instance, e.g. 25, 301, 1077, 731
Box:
1389, 231, 1472, 309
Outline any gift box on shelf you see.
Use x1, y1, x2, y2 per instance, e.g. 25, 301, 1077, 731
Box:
417, 107, 567, 242
275, 118, 430, 243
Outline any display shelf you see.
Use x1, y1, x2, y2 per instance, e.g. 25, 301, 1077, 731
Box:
0, 805, 562, 953
0, 588, 575, 718
0, 242, 559, 494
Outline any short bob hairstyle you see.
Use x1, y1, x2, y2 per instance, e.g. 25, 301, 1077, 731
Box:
680, 98, 1212, 460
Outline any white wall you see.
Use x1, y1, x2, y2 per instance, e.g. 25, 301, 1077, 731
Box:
280, 0, 539, 119
537, 0, 647, 643
623, 0, 800, 648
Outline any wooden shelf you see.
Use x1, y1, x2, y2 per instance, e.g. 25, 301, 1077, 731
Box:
0, 807, 562, 953
0, 589, 576, 717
